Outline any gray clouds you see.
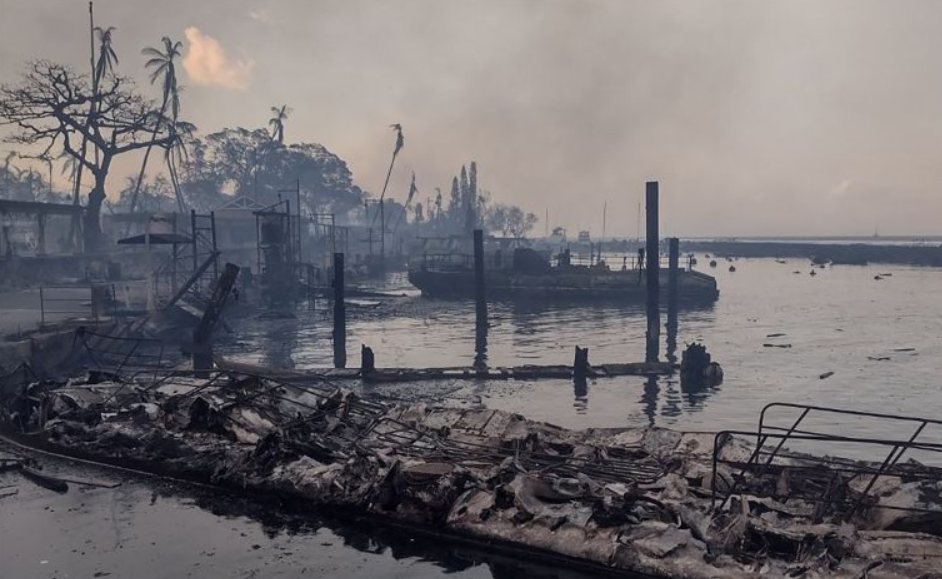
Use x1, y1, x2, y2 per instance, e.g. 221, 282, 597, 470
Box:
2, 0, 942, 235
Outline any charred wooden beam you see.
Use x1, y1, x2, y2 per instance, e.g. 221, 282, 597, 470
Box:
192, 262, 240, 376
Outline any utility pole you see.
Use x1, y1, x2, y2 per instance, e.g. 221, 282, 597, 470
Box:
636, 200, 641, 243
277, 179, 303, 267
89, 2, 98, 166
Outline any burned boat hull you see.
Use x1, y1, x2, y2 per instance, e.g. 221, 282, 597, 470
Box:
408, 268, 720, 305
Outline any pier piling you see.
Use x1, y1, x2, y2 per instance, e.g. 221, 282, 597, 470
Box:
473, 229, 487, 325
333, 252, 346, 368
645, 182, 660, 363
361, 344, 375, 374
573, 346, 589, 378
473, 229, 489, 370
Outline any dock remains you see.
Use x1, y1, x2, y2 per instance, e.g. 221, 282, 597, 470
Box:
2, 368, 941, 579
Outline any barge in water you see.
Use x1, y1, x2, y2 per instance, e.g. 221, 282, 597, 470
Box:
409, 248, 719, 304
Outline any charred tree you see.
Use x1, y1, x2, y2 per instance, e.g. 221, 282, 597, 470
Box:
0, 61, 177, 251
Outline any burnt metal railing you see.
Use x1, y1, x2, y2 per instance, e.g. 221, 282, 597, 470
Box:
711, 403, 942, 519
360, 414, 665, 484
74, 327, 169, 384
39, 284, 116, 327
150, 370, 386, 423
414, 252, 694, 273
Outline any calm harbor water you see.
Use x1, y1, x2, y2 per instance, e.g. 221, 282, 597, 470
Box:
6, 257, 941, 579
224, 257, 942, 434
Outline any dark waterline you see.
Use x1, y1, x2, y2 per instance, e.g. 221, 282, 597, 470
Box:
0, 441, 630, 579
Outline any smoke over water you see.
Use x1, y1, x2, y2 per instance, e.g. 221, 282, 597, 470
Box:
2, 0, 942, 236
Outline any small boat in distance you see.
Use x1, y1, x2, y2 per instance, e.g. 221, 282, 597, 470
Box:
409, 247, 719, 305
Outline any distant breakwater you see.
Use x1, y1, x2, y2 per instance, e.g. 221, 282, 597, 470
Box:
680, 240, 942, 266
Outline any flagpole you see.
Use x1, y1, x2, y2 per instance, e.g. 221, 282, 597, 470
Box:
372, 124, 404, 260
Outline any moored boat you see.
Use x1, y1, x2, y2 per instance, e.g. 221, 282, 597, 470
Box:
409, 248, 719, 305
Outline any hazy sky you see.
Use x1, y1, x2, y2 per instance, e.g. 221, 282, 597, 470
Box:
2, 0, 942, 236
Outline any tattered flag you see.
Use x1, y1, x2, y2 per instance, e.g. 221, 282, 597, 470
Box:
407, 171, 418, 206
390, 123, 404, 156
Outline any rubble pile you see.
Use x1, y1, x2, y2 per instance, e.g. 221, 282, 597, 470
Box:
2, 372, 942, 579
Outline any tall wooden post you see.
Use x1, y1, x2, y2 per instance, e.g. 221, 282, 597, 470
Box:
666, 237, 679, 363
473, 229, 488, 370
473, 229, 487, 325
190, 209, 199, 290
645, 182, 660, 363
333, 252, 346, 368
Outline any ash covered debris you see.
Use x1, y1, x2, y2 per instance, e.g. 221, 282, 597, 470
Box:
2, 371, 942, 579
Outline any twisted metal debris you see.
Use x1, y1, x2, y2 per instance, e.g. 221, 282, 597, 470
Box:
2, 365, 942, 579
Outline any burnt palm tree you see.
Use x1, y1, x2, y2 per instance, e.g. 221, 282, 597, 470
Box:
93, 26, 119, 83
58, 150, 78, 196
164, 120, 196, 212
268, 105, 291, 145
90, 26, 118, 170
372, 124, 404, 257
127, 36, 184, 216
252, 105, 292, 192
72, 25, 120, 217
144, 37, 183, 119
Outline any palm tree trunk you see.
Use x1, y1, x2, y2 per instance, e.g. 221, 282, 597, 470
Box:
373, 150, 400, 258
126, 139, 157, 211
167, 151, 185, 212
124, 97, 169, 234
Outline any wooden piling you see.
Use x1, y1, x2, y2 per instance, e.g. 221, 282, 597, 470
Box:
361, 344, 375, 374
573, 346, 589, 378
333, 252, 346, 368
645, 182, 660, 363
473, 229, 487, 324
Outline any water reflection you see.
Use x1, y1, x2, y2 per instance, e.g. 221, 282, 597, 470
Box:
680, 370, 723, 409
572, 374, 588, 414
190, 483, 615, 579
640, 375, 660, 424
474, 314, 488, 371
666, 306, 679, 365
222, 273, 727, 424
259, 313, 299, 369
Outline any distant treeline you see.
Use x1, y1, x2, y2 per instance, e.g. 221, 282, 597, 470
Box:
680, 240, 942, 267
